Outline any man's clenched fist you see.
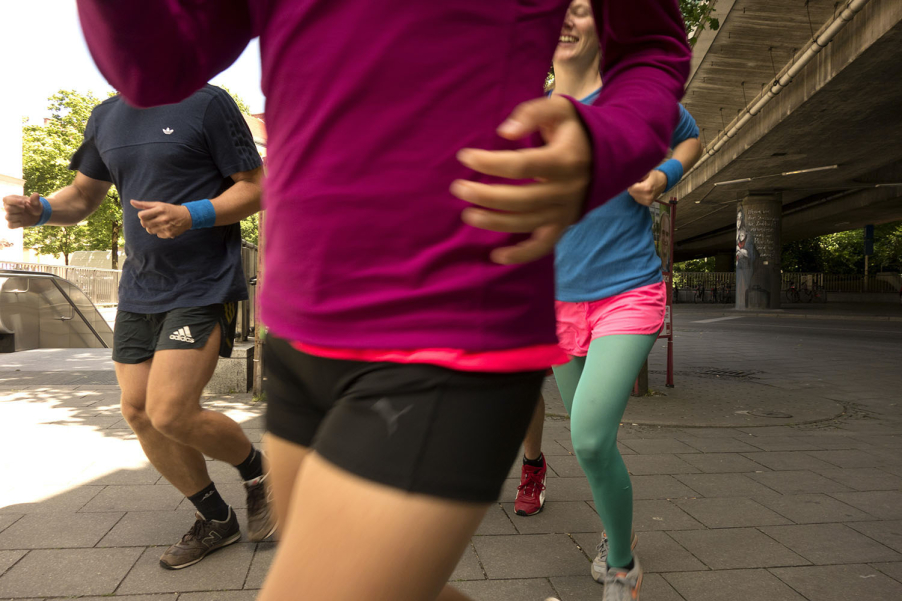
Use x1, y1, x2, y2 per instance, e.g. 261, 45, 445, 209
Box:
131, 200, 192, 239
3, 193, 45, 228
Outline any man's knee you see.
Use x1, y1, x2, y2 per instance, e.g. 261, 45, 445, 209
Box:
120, 396, 151, 430
146, 397, 198, 441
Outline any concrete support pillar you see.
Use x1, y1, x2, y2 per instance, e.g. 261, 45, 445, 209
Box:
714, 252, 734, 273
735, 194, 782, 310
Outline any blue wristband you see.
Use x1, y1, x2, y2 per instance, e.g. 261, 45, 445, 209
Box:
183, 199, 216, 229
31, 196, 53, 227
654, 158, 684, 192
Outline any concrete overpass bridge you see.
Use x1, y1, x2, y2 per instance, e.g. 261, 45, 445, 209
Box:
672, 0, 902, 306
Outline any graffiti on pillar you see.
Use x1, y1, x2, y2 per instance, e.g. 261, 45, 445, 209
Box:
745, 209, 779, 266
736, 204, 757, 307
737, 201, 782, 308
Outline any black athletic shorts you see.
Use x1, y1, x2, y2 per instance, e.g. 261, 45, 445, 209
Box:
112, 303, 238, 364
263, 336, 544, 503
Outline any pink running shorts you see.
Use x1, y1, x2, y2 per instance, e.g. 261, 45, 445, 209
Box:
555, 281, 666, 357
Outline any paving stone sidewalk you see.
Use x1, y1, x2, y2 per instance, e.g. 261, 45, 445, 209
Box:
1, 312, 900, 600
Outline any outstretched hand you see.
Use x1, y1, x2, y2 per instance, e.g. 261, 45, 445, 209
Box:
450, 96, 591, 265
131, 200, 192, 239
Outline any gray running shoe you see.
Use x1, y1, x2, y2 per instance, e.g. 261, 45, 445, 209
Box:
245, 474, 277, 542
601, 554, 643, 601
160, 508, 240, 570
591, 529, 639, 583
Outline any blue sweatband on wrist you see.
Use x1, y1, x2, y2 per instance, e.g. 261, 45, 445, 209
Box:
655, 158, 684, 192
32, 196, 53, 227
183, 199, 216, 229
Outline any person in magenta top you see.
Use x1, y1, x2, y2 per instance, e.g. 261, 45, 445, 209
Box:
75, 1, 690, 599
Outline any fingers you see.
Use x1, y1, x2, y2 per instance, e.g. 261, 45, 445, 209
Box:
457, 145, 585, 182
461, 205, 561, 234
453, 95, 591, 265
130, 199, 157, 209
450, 179, 580, 213
495, 96, 573, 141
489, 224, 565, 265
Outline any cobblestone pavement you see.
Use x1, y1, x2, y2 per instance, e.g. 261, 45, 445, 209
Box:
0, 306, 900, 600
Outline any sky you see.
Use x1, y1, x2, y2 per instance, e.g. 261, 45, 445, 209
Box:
0, 0, 266, 125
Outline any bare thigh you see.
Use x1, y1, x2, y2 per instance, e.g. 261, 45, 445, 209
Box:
258, 453, 488, 601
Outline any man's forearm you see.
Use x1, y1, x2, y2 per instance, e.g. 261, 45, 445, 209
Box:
45, 185, 103, 226
210, 181, 262, 226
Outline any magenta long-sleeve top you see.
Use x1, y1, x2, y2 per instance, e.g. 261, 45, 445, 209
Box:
76, 0, 690, 353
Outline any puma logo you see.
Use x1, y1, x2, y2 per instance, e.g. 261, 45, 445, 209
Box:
162, 128, 174, 135
371, 398, 413, 436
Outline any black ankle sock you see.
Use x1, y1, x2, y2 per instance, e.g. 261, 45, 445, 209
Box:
235, 446, 264, 482
523, 453, 544, 468
188, 482, 230, 522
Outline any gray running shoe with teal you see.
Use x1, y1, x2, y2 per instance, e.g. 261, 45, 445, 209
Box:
601, 554, 643, 601
592, 529, 639, 583
159, 508, 240, 569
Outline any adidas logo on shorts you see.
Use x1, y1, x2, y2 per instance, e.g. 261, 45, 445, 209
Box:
170, 326, 195, 343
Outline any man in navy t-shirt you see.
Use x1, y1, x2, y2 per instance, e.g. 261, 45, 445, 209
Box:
3, 85, 274, 569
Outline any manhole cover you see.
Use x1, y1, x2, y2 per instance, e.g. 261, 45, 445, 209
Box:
748, 410, 793, 418
698, 369, 760, 379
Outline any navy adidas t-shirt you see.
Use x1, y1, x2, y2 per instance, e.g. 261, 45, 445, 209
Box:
70, 85, 262, 313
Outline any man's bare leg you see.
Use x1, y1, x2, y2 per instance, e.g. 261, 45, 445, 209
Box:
143, 327, 252, 466
115, 359, 211, 496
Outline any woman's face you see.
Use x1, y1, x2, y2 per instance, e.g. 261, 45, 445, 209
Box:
553, 0, 599, 65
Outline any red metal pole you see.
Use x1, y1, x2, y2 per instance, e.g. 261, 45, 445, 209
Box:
666, 198, 677, 387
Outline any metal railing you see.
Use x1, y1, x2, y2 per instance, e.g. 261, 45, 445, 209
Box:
672, 272, 736, 304
236, 241, 258, 342
785, 273, 900, 294
0, 262, 120, 305
673, 271, 902, 302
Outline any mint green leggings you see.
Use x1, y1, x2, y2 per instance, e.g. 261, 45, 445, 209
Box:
552, 333, 657, 568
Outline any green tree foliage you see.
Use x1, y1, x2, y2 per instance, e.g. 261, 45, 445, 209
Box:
782, 224, 902, 274
22, 90, 123, 267
679, 223, 902, 274
240, 213, 260, 246
679, 0, 720, 43
674, 257, 715, 272
219, 86, 253, 116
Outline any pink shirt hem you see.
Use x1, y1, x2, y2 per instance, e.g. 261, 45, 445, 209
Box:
291, 342, 568, 373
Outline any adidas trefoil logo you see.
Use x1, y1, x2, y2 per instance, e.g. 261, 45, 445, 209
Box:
169, 326, 195, 343
162, 128, 174, 135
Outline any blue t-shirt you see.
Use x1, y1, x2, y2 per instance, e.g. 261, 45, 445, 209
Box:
70, 85, 262, 313
555, 102, 698, 302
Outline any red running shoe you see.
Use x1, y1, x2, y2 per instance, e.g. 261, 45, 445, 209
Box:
514, 456, 547, 516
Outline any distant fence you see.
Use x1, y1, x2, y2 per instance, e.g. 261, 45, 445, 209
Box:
1, 241, 260, 340
673, 271, 901, 303
0, 261, 121, 305
236, 241, 258, 342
